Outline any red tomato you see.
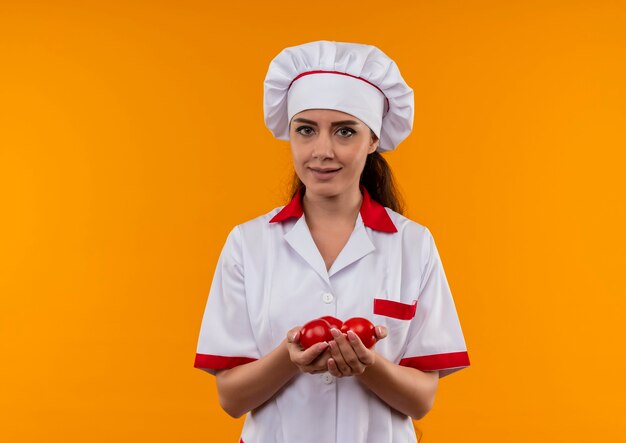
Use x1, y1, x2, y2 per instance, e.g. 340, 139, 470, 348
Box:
299, 319, 333, 350
340, 317, 377, 348
320, 316, 343, 330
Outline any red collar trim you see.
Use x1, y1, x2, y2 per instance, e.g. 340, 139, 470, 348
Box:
269, 184, 397, 233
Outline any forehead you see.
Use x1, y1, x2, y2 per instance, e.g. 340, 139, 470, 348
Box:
291, 108, 363, 125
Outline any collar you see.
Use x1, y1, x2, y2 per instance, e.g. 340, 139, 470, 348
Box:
269, 184, 397, 233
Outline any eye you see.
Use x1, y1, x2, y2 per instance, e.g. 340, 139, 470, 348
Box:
337, 127, 356, 137
295, 126, 314, 136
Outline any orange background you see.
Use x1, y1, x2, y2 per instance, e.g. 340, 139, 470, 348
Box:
1, 0, 625, 441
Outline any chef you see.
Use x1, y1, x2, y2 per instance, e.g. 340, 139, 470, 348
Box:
194, 40, 470, 443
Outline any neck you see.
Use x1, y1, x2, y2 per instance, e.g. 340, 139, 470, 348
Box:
301, 184, 362, 229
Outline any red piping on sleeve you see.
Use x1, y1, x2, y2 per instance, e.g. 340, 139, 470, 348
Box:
194, 353, 257, 371
399, 351, 470, 371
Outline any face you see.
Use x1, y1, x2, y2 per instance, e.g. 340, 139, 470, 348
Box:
289, 108, 379, 198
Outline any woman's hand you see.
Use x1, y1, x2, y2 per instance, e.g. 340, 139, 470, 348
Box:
327, 326, 388, 377
285, 326, 332, 375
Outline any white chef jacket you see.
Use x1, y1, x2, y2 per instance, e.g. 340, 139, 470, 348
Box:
194, 184, 470, 443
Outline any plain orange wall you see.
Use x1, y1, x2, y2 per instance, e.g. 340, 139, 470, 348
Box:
1, 0, 625, 441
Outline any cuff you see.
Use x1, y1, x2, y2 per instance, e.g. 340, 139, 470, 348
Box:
399, 351, 470, 377
194, 353, 258, 375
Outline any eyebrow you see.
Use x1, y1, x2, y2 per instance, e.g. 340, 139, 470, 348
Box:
292, 118, 360, 126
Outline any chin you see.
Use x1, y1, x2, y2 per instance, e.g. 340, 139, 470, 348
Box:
304, 182, 343, 196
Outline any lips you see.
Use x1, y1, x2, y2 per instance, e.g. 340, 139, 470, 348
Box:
309, 167, 341, 180
310, 167, 341, 172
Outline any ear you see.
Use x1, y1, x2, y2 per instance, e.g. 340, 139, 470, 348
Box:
369, 135, 379, 154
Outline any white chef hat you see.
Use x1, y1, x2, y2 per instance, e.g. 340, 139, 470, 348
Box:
263, 40, 414, 152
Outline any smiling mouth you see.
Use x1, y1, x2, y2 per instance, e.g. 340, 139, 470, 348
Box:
310, 168, 341, 172
309, 168, 341, 180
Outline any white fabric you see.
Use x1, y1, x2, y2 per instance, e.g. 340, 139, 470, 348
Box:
287, 72, 386, 140
264, 40, 414, 152
195, 203, 470, 443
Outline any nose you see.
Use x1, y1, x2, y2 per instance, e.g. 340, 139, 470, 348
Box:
311, 130, 335, 160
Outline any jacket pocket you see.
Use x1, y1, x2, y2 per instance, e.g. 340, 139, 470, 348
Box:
373, 298, 417, 320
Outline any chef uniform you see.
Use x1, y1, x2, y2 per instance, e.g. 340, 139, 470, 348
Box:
194, 40, 471, 443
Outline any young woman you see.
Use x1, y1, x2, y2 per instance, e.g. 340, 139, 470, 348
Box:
194, 40, 470, 443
